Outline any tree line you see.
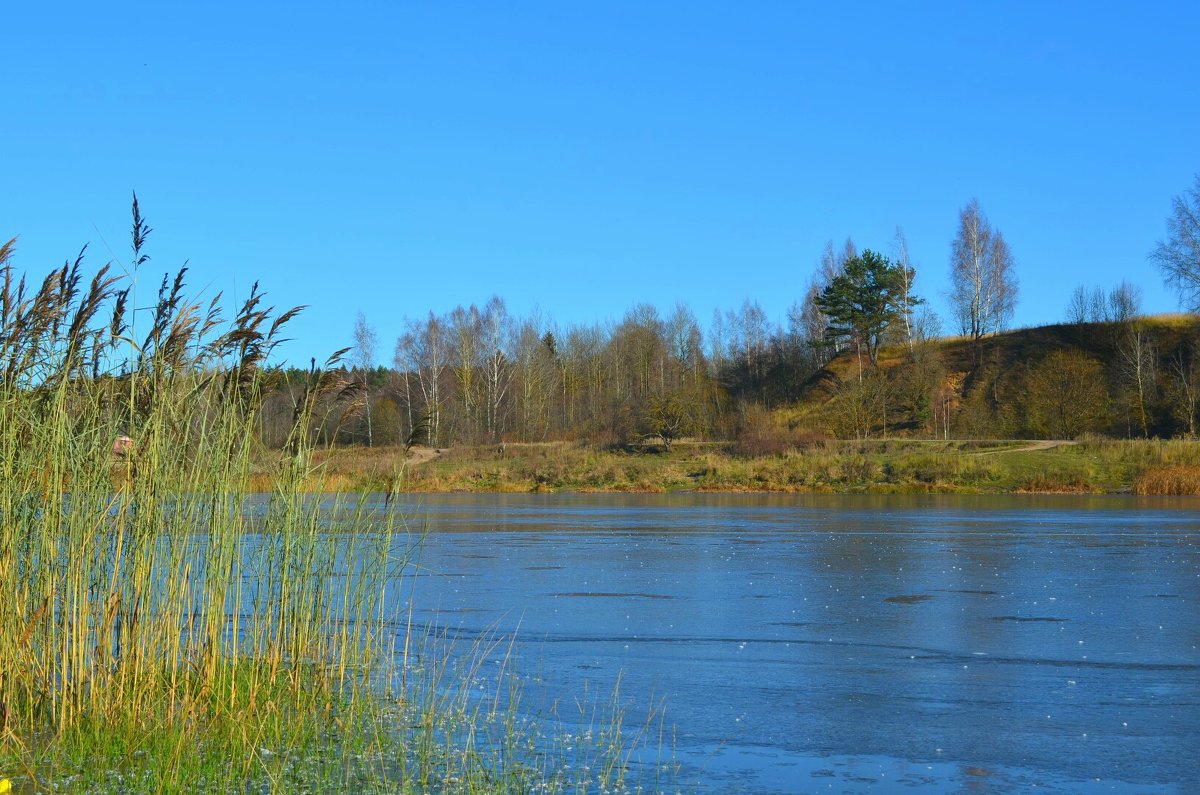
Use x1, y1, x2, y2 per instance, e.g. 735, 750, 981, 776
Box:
7, 180, 1197, 458
254, 177, 1200, 446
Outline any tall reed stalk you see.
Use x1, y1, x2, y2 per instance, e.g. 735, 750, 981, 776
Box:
0, 212, 657, 793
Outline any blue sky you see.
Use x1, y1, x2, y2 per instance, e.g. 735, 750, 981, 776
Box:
3, 2, 1197, 365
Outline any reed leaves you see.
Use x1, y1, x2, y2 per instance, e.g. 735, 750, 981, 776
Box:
0, 203, 651, 793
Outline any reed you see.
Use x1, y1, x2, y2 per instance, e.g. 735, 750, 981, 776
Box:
1134, 465, 1200, 495
0, 210, 649, 792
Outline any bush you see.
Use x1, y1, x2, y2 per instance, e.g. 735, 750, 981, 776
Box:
733, 425, 830, 457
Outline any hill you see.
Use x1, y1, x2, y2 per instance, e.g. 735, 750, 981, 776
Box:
783, 314, 1200, 441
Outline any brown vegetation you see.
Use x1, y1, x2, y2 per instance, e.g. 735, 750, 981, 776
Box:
1134, 465, 1200, 495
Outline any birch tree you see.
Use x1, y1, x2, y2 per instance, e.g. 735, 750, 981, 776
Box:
892, 228, 918, 350
809, 238, 856, 356
738, 299, 770, 384
351, 311, 378, 446
514, 315, 557, 441
1169, 341, 1198, 437
1151, 174, 1200, 311
449, 304, 483, 440
707, 309, 729, 376
395, 313, 448, 446
1116, 319, 1156, 438
480, 296, 513, 441
665, 302, 704, 383
949, 199, 1018, 363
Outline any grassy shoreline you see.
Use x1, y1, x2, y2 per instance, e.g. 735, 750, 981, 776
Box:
284, 438, 1200, 496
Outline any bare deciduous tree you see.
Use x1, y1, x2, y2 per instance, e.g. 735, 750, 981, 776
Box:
449, 304, 483, 440
893, 228, 919, 350
707, 309, 729, 375
816, 239, 856, 354
738, 299, 770, 382
1169, 340, 1198, 437
665, 302, 704, 382
1066, 281, 1141, 326
1024, 350, 1109, 439
1066, 285, 1090, 324
1151, 174, 1200, 311
480, 296, 513, 441
352, 311, 378, 446
1116, 320, 1156, 438
513, 313, 558, 441
949, 199, 1018, 363
826, 370, 888, 440
1108, 281, 1141, 325
395, 313, 448, 446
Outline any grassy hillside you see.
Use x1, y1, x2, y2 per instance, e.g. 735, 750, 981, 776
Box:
786, 314, 1200, 441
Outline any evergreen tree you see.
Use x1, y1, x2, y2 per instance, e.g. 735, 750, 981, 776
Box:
815, 249, 918, 368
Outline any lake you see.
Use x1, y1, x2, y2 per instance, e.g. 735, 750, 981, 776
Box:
375, 493, 1200, 794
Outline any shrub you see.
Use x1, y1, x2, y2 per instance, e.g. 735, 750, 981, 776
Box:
733, 425, 830, 457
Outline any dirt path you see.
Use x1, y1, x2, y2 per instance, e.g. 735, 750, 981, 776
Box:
1020, 439, 1078, 451
400, 439, 1078, 466
972, 439, 1078, 455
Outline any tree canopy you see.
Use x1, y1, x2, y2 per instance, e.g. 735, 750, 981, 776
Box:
949, 199, 1018, 359
815, 249, 918, 368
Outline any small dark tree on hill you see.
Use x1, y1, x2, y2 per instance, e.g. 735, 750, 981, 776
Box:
644, 392, 691, 451
815, 249, 919, 371
1024, 350, 1110, 439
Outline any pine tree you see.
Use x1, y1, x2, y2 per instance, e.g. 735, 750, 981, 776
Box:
815, 249, 919, 369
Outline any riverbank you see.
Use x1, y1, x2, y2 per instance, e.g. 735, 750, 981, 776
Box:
275, 438, 1200, 495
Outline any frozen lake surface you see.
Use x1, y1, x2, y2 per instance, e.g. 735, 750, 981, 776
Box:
376, 493, 1200, 793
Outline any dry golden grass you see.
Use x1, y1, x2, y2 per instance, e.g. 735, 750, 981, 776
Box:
1134, 465, 1200, 495
1013, 477, 1093, 494
1139, 312, 1198, 327
237, 437, 1200, 495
